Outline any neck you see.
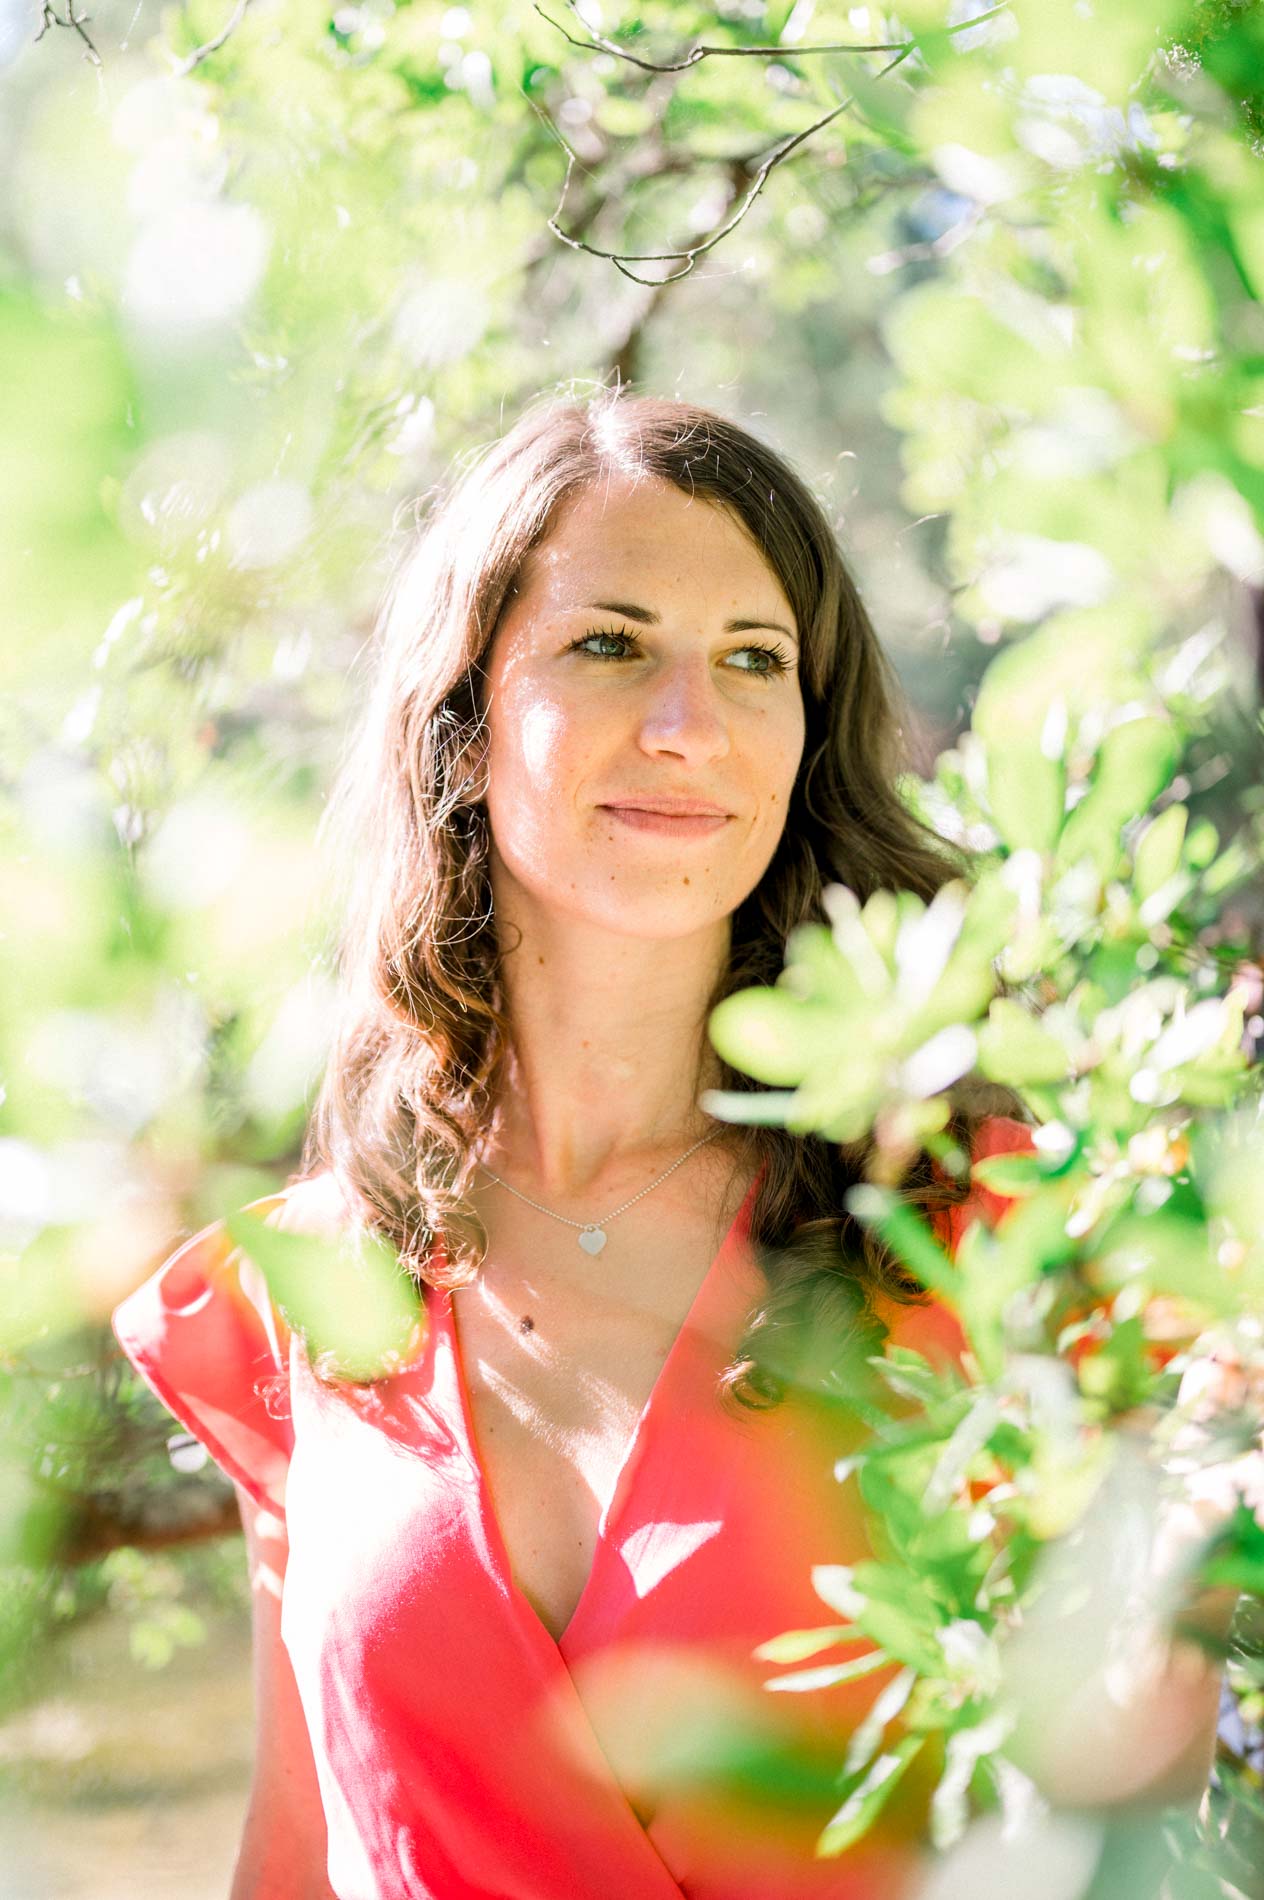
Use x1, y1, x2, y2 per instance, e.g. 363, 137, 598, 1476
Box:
487, 905, 732, 1201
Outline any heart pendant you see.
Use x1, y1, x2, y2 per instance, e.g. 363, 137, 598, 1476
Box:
578, 1227, 607, 1255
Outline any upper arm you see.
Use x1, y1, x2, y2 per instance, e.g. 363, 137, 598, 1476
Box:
230, 1483, 336, 1900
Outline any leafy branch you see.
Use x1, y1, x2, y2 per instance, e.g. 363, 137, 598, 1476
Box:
704, 688, 1264, 1850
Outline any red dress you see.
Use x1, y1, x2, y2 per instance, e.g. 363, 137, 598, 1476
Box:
111, 1117, 1035, 1899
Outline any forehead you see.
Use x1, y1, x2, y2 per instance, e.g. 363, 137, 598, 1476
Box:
511, 472, 794, 617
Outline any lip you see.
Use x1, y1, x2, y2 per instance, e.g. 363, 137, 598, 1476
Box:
599, 798, 731, 817
599, 802, 731, 838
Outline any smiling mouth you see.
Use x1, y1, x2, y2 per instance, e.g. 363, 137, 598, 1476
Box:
599, 804, 731, 837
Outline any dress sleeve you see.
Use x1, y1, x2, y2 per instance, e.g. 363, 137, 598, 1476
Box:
875, 1113, 1039, 1372
110, 1191, 295, 1517
934, 1112, 1040, 1256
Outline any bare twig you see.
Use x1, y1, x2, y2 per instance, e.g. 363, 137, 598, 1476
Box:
535, 1, 1009, 75
610, 152, 758, 380
534, 3, 1008, 284
33, 0, 101, 65
172, 0, 253, 76
545, 104, 844, 285
544, 44, 915, 287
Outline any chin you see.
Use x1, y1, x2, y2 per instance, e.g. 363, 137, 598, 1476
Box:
492, 839, 763, 940
599, 843, 779, 932
579, 891, 738, 940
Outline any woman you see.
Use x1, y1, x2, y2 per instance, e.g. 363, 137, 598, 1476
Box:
112, 391, 1228, 1899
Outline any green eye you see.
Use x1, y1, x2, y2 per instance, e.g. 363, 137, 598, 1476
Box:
565, 628, 792, 679
722, 641, 794, 679
573, 630, 632, 658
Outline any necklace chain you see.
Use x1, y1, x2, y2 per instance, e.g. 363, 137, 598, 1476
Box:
477, 1128, 723, 1250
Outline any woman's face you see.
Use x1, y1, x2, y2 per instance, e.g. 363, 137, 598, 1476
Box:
479, 472, 806, 942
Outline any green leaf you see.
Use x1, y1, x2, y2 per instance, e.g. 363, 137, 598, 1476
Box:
697, 1087, 800, 1127
1055, 717, 1180, 881
846, 1186, 961, 1299
1074, 1314, 1152, 1410
851, 1596, 950, 1672
763, 1649, 894, 1693
841, 1665, 919, 1779
811, 1564, 865, 1619
1132, 804, 1188, 904
1091, 1211, 1234, 1315
835, 1562, 953, 1675
1201, 1503, 1264, 1595
976, 999, 1069, 1086
986, 743, 1066, 855
1184, 818, 1219, 870
752, 1624, 858, 1664
868, 1346, 941, 1404
860, 889, 901, 968
817, 1735, 927, 1857
969, 1152, 1044, 1196
708, 990, 838, 1086
781, 921, 866, 1009
225, 1208, 424, 1383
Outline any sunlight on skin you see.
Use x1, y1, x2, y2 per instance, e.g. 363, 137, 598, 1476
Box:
465, 1357, 638, 1490
453, 1274, 643, 1495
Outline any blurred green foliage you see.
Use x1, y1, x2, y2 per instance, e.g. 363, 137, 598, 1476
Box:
2, 0, 1263, 1887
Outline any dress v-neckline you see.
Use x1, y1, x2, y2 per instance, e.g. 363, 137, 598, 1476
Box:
441, 1170, 763, 1658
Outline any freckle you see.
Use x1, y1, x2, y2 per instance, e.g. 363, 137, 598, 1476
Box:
682, 876, 690, 886
519, 1314, 534, 1333
537, 955, 545, 965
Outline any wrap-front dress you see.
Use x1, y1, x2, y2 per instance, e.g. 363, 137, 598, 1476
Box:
110, 1115, 1035, 1899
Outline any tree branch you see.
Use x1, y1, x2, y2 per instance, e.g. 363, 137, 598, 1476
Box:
57, 1491, 243, 1564
542, 46, 914, 286
33, 0, 101, 66
172, 0, 254, 76
533, 3, 1009, 284
534, 1, 1009, 75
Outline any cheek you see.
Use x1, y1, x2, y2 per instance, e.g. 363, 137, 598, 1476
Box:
488, 686, 570, 796
758, 709, 806, 814
517, 699, 570, 785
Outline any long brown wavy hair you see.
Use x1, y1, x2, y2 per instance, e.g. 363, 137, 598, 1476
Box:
300, 386, 1023, 1413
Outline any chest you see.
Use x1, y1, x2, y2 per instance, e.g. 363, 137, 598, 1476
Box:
279, 1276, 923, 1900
449, 1196, 740, 1646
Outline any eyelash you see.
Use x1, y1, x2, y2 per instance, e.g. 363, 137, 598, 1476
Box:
565, 626, 793, 680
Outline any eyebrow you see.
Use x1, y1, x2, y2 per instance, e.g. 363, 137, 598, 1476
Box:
583, 598, 799, 647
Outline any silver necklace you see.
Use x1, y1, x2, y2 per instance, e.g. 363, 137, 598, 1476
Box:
477, 1129, 723, 1255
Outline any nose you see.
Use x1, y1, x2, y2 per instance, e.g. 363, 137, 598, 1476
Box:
636, 653, 731, 768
